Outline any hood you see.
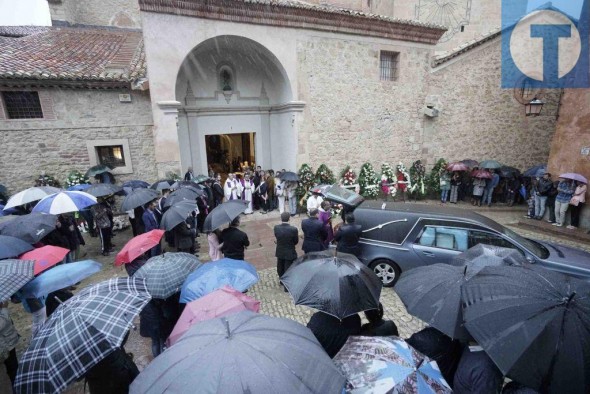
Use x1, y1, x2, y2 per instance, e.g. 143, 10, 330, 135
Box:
538, 241, 590, 280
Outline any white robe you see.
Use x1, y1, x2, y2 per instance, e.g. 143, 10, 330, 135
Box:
242, 179, 254, 214
224, 179, 241, 201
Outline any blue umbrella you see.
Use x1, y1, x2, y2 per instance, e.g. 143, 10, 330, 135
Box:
180, 258, 258, 303
0, 205, 16, 217
122, 180, 150, 189
0, 235, 33, 259
523, 164, 547, 178
20, 260, 102, 298
66, 184, 91, 191
32, 191, 97, 215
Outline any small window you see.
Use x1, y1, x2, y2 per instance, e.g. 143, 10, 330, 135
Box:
380, 51, 399, 81
96, 145, 126, 168
417, 226, 468, 252
2, 91, 43, 119
460, 25, 465, 32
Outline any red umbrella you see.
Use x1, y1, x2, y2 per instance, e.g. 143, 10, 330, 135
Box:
447, 162, 469, 172
472, 169, 493, 179
19, 246, 69, 275
115, 230, 165, 266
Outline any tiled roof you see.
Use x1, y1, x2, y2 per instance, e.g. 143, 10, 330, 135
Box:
0, 27, 146, 87
0, 26, 50, 38
432, 27, 501, 67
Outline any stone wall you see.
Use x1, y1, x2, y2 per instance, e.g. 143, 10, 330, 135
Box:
0, 89, 157, 194
48, 0, 141, 28
426, 37, 558, 170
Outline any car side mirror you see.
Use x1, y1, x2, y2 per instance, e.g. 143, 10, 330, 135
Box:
526, 256, 536, 264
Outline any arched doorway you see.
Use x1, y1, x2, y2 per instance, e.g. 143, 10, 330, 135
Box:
175, 35, 302, 175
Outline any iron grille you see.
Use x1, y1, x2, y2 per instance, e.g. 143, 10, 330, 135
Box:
2, 91, 43, 119
380, 51, 399, 81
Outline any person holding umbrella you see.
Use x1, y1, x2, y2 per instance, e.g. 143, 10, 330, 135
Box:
568, 180, 587, 229
274, 212, 298, 284
554, 177, 575, 227
220, 217, 249, 260
91, 198, 112, 256
142, 200, 161, 257
307, 312, 361, 358
449, 172, 461, 204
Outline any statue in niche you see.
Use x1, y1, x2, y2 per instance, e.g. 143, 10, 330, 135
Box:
221, 69, 232, 91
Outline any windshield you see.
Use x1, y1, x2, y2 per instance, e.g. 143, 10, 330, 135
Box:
502, 226, 550, 259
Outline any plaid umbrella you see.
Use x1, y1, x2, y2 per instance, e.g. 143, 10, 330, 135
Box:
334, 336, 452, 393
14, 277, 151, 394
0, 259, 35, 302
133, 252, 202, 299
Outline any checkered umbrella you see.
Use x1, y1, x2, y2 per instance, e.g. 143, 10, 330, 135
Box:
14, 277, 151, 394
133, 252, 202, 299
0, 259, 35, 302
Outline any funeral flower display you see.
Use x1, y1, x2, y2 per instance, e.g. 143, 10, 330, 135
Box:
315, 164, 336, 185
65, 170, 90, 188
358, 162, 379, 198
339, 166, 357, 187
297, 163, 315, 207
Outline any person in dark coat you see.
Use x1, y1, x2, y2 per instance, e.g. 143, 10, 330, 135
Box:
301, 209, 327, 253
334, 213, 362, 257
212, 175, 224, 207
139, 294, 181, 358
406, 327, 464, 389
203, 179, 215, 209
274, 212, 299, 281
220, 217, 250, 260
360, 303, 399, 337
307, 311, 361, 358
124, 256, 147, 277
453, 346, 503, 394
57, 214, 85, 262
142, 200, 161, 257
173, 219, 195, 252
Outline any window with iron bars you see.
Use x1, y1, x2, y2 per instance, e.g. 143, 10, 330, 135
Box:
2, 91, 44, 119
380, 51, 399, 81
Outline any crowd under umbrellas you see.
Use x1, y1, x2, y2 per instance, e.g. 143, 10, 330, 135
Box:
0, 165, 588, 394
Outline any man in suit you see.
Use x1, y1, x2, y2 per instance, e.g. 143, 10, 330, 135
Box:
274, 212, 299, 282
220, 217, 250, 260
142, 200, 161, 257
301, 208, 327, 253
334, 213, 363, 257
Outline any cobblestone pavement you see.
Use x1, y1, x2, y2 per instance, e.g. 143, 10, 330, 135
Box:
2, 200, 589, 392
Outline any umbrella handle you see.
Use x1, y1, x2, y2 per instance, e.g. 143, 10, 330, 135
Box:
53, 296, 63, 304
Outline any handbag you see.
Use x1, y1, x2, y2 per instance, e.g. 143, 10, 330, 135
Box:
570, 196, 580, 206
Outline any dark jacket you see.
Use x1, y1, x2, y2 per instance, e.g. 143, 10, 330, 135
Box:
453, 347, 503, 394
307, 312, 361, 358
174, 222, 195, 251
274, 223, 299, 260
301, 217, 327, 253
139, 296, 180, 339
142, 209, 159, 233
85, 348, 139, 394
212, 182, 224, 205
535, 178, 553, 196
360, 319, 399, 337
334, 224, 362, 256
220, 226, 250, 260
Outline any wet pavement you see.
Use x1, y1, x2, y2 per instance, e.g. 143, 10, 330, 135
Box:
2, 199, 589, 393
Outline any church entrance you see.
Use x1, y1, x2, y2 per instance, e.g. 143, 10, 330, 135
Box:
205, 132, 255, 175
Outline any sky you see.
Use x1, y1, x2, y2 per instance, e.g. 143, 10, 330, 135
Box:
0, 0, 51, 26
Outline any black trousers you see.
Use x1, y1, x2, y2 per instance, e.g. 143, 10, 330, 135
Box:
4, 347, 17, 386
98, 227, 112, 253
277, 258, 295, 279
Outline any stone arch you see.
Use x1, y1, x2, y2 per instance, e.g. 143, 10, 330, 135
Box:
109, 11, 139, 28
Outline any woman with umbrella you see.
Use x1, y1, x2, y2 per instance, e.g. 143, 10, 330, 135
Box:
568, 180, 586, 229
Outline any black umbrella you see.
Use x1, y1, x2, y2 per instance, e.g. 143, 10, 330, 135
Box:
130, 311, 345, 393
0, 234, 33, 259
0, 212, 57, 243
281, 252, 382, 319
278, 171, 299, 182
462, 266, 590, 394
168, 187, 203, 202
85, 183, 123, 198
202, 200, 247, 233
170, 181, 202, 193
451, 244, 528, 269
150, 179, 175, 191
164, 193, 197, 209
85, 165, 112, 178
499, 166, 521, 178
159, 201, 197, 231
120, 188, 159, 211
122, 180, 149, 189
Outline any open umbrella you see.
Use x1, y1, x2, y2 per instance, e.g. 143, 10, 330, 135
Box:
133, 252, 202, 299
460, 159, 479, 169
85, 164, 112, 178
166, 285, 260, 346
559, 172, 588, 184
0, 234, 34, 259
14, 277, 151, 394
499, 166, 521, 178
463, 266, 590, 394
4, 186, 62, 210
281, 251, 382, 320
150, 179, 175, 191
32, 191, 97, 215
159, 201, 197, 231
523, 164, 547, 178
85, 183, 123, 198
0, 259, 35, 302
19, 260, 102, 298
130, 311, 345, 394
202, 200, 248, 233
19, 246, 69, 275
446, 162, 469, 172
472, 169, 492, 179
278, 171, 299, 182
0, 184, 6, 194
170, 181, 202, 194
479, 160, 503, 169
180, 258, 258, 303
334, 336, 451, 393
66, 184, 91, 191
115, 229, 165, 266
122, 180, 150, 189
120, 188, 159, 211
0, 212, 56, 243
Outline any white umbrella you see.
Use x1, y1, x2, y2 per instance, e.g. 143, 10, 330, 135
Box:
32, 191, 97, 215
4, 186, 62, 210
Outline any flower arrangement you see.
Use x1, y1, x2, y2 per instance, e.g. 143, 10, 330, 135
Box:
315, 164, 336, 185
165, 171, 182, 181
426, 158, 448, 196
380, 163, 395, 181
330, 203, 343, 218
339, 166, 357, 187
65, 170, 90, 188
409, 160, 427, 199
358, 162, 379, 198
297, 164, 315, 207
35, 173, 61, 188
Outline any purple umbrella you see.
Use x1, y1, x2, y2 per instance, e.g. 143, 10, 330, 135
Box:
559, 173, 587, 184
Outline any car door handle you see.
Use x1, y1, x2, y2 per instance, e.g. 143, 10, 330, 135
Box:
422, 251, 435, 257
